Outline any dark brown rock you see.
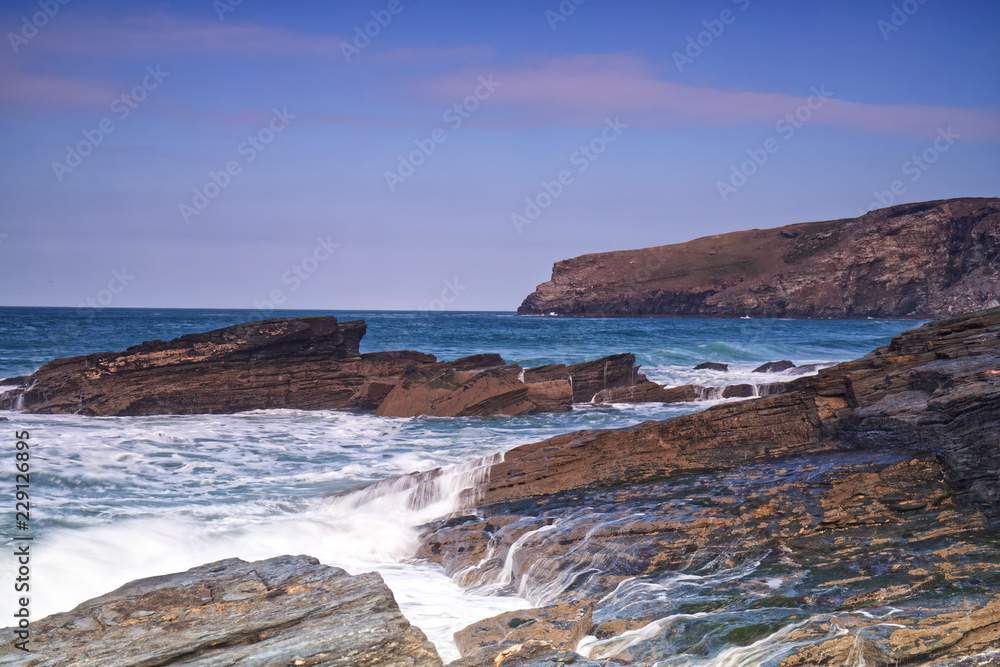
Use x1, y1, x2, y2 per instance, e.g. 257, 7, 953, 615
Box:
0, 317, 373, 415
375, 366, 537, 418
524, 380, 574, 412
5, 555, 442, 667
523, 353, 643, 402
518, 197, 1000, 318
593, 381, 699, 404
694, 362, 729, 371
479, 307, 1000, 511
0, 319, 636, 418
431, 354, 506, 371
753, 360, 796, 373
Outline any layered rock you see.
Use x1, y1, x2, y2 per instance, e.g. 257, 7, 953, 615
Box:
480, 307, 1000, 512
5, 555, 441, 667
0, 319, 645, 418
519, 197, 1000, 318
414, 306, 1000, 665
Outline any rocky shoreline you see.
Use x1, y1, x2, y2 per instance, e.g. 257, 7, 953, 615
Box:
4, 307, 999, 665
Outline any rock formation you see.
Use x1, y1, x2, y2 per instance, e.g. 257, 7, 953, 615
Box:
518, 197, 1000, 318
0, 318, 644, 417
4, 309, 998, 666
416, 306, 1000, 665
5, 555, 441, 667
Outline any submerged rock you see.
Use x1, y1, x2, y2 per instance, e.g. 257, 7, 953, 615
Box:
5, 555, 441, 667
453, 600, 593, 663
694, 362, 729, 371
753, 360, 796, 373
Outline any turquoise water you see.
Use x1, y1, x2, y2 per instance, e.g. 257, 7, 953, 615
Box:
0, 307, 918, 661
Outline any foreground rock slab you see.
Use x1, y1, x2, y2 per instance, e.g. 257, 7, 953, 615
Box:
2, 555, 441, 667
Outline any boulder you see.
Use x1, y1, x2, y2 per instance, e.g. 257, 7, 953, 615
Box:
753, 360, 796, 373
523, 354, 642, 403
0, 317, 373, 415
453, 600, 593, 662
375, 366, 538, 418
694, 362, 729, 371
6, 555, 441, 667
524, 380, 574, 412
593, 382, 699, 404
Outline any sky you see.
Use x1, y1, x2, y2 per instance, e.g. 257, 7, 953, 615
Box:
0, 0, 998, 312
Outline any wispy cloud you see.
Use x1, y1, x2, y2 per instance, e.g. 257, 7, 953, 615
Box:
420, 53, 1000, 142
0, 60, 118, 109
16, 14, 344, 58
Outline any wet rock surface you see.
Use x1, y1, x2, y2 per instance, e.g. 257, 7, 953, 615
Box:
418, 307, 1000, 665
0, 320, 646, 417
3, 555, 442, 667
518, 197, 1000, 318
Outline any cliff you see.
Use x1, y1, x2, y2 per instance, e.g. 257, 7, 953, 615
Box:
518, 197, 1000, 318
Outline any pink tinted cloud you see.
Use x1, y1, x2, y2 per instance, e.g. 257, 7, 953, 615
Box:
421, 54, 1000, 142
25, 15, 345, 59
0, 61, 119, 109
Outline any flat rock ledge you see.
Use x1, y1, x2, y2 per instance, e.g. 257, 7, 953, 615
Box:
1, 555, 441, 667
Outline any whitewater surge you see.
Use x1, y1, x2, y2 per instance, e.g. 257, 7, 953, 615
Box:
0, 309, 919, 663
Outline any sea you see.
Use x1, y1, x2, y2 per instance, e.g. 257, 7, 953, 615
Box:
0, 307, 919, 663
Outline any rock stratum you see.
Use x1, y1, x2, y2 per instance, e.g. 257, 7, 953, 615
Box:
519, 197, 1000, 318
3, 555, 442, 667
0, 317, 645, 417
416, 306, 1000, 665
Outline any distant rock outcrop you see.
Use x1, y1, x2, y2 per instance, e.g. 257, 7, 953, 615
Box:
518, 198, 1000, 318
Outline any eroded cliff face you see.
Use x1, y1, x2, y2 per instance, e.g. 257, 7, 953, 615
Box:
518, 197, 1000, 318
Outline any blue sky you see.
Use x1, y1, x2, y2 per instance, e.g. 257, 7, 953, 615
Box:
0, 0, 997, 311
